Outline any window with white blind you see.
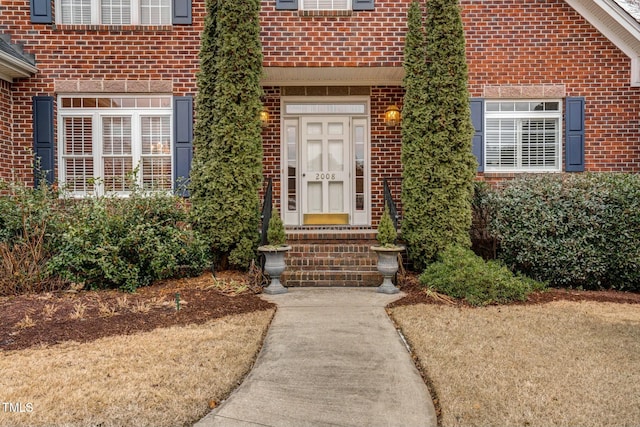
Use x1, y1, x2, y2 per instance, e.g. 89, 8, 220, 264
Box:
57, 0, 170, 24
485, 101, 561, 172
140, 0, 170, 24
301, 0, 351, 10
59, 96, 172, 196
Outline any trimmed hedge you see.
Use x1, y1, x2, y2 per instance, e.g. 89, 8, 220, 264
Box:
419, 245, 545, 306
488, 173, 640, 290
1, 180, 210, 294
48, 193, 210, 292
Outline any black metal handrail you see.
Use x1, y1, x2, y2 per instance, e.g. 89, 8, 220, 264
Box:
260, 177, 273, 246
383, 177, 400, 230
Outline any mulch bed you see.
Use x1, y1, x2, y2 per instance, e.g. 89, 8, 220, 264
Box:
3, 270, 639, 353
389, 272, 640, 308
1, 271, 274, 352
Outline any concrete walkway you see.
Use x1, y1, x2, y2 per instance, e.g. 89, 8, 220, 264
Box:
194, 288, 437, 427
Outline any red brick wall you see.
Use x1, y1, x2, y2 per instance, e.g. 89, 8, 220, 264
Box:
261, 86, 283, 212
370, 86, 403, 225
463, 0, 640, 181
1, 0, 639, 222
1, 0, 206, 181
0, 80, 13, 181
260, 1, 407, 68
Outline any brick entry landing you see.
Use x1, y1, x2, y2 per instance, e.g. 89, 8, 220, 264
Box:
282, 228, 396, 287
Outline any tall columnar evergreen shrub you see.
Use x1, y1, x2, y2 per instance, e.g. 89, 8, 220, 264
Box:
190, 0, 264, 269
401, 0, 477, 270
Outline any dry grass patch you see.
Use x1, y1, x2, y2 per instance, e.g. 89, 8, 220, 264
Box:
391, 301, 640, 427
14, 314, 35, 329
0, 309, 275, 427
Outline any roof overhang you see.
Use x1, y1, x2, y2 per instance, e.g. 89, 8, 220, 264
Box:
0, 50, 38, 82
566, 0, 640, 86
261, 66, 404, 87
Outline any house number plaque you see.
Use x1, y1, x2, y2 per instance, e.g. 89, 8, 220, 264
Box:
315, 173, 337, 180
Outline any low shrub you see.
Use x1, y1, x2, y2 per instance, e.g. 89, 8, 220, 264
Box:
489, 173, 640, 290
48, 192, 210, 292
419, 245, 545, 306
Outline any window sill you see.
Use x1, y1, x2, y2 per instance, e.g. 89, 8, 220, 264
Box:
482, 170, 562, 178
298, 10, 353, 17
53, 24, 173, 32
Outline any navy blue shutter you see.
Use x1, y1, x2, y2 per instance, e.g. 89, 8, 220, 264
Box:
276, 0, 298, 10
32, 96, 55, 186
173, 96, 193, 196
352, 0, 374, 10
470, 98, 484, 172
565, 97, 586, 172
30, 0, 52, 23
172, 0, 192, 24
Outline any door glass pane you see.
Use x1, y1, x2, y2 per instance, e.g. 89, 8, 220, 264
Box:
328, 140, 343, 171
286, 125, 297, 211
307, 122, 322, 135
286, 104, 366, 114
307, 140, 322, 171
354, 124, 365, 211
328, 122, 343, 135
288, 178, 297, 210
329, 181, 343, 212
307, 182, 322, 212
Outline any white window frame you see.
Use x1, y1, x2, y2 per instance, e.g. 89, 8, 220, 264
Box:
484, 100, 562, 173
56, 0, 171, 25
58, 95, 173, 197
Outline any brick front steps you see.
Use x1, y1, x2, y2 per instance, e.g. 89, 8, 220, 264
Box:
281, 228, 384, 287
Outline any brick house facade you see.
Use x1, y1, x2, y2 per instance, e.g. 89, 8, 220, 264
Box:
1, 0, 640, 228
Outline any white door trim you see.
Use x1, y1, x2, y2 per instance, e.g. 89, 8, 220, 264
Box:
280, 97, 371, 226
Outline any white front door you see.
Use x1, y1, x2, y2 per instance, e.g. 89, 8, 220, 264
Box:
281, 100, 370, 227
300, 116, 350, 225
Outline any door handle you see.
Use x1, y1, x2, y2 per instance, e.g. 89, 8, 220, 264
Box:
302, 173, 306, 177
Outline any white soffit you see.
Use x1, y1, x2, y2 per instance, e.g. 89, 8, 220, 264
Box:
0, 52, 37, 82
566, 0, 640, 86
262, 67, 405, 86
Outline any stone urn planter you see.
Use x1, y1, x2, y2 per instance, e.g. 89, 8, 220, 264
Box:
259, 208, 290, 295
258, 244, 292, 294
371, 204, 403, 294
371, 245, 404, 294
